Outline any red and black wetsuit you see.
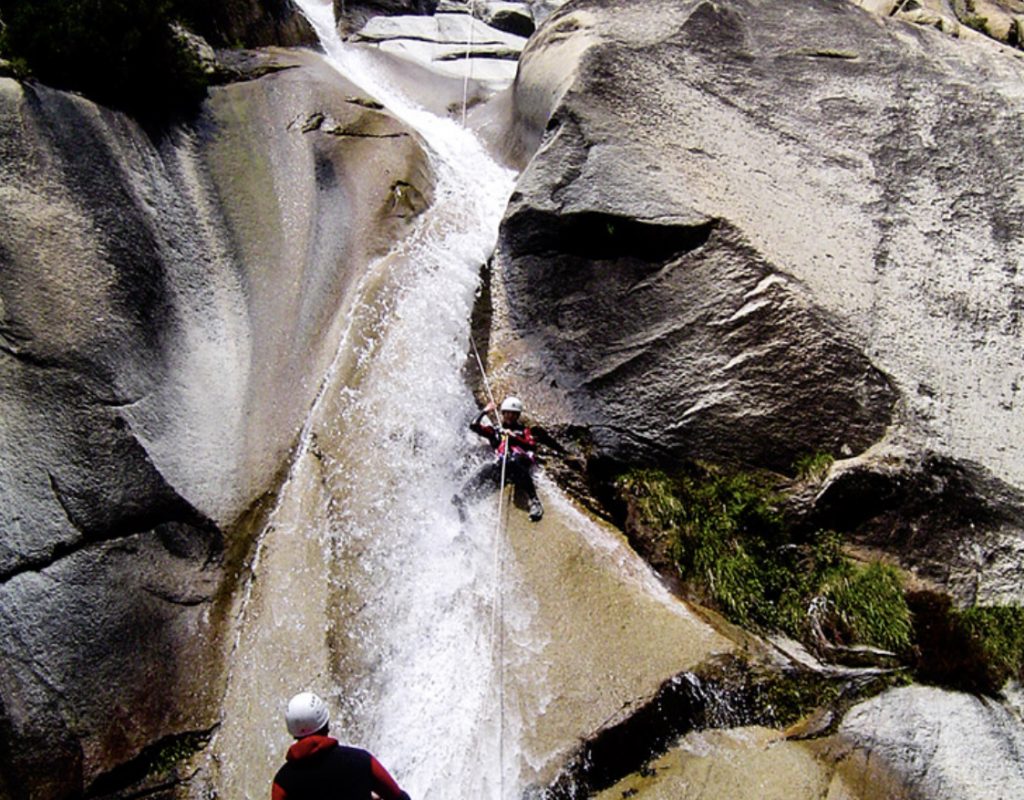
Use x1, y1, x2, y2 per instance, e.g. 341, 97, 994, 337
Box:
463, 410, 539, 501
272, 735, 410, 800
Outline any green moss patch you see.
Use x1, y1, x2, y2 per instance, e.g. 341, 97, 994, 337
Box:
911, 591, 1024, 694
616, 465, 912, 654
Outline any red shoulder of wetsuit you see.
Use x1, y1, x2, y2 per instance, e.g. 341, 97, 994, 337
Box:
272, 736, 339, 799
370, 756, 411, 800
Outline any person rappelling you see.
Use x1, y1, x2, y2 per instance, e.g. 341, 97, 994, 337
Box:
272, 691, 412, 800
453, 396, 544, 522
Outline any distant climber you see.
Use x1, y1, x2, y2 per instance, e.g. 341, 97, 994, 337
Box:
272, 691, 411, 800
453, 396, 543, 522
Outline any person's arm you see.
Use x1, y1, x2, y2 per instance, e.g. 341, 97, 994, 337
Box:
271, 781, 287, 800
369, 756, 411, 800
469, 403, 500, 445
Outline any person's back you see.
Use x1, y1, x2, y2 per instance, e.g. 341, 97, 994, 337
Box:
272, 692, 410, 800
273, 736, 373, 800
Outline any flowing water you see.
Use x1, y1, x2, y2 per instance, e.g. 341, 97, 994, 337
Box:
207, 2, 527, 797
204, 5, 736, 799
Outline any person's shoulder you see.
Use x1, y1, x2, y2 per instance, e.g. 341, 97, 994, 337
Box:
331, 744, 373, 765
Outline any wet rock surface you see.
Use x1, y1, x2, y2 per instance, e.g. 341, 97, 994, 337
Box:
0, 50, 431, 797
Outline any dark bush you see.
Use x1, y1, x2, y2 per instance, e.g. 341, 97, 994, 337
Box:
0, 0, 207, 120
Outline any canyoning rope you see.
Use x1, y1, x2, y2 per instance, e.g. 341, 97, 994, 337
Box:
469, 334, 500, 419
461, 0, 477, 126
471, 333, 509, 796
490, 439, 510, 797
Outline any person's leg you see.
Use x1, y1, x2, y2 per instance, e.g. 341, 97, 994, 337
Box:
506, 457, 543, 521
452, 461, 500, 519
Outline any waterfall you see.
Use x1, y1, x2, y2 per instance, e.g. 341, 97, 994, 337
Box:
210, 2, 524, 797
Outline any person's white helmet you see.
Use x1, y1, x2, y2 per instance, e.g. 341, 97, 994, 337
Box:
285, 692, 330, 738
500, 396, 523, 414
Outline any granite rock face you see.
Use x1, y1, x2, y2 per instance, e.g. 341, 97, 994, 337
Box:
0, 50, 431, 798
836, 685, 1024, 800
492, 0, 1024, 594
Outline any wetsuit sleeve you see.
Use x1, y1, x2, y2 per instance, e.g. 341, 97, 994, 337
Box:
469, 410, 500, 447
271, 780, 287, 800
369, 756, 410, 800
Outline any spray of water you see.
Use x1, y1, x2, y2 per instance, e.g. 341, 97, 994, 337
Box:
272, 2, 522, 797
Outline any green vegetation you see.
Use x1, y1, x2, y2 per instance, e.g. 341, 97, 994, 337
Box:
0, 0, 208, 119
816, 560, 913, 653
954, 605, 1024, 690
617, 463, 1024, 693
962, 15, 990, 35
617, 465, 912, 653
793, 451, 834, 482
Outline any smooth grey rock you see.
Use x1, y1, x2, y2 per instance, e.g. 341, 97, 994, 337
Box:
494, 0, 1024, 483
838, 685, 1024, 799
351, 12, 527, 87
0, 50, 431, 796
813, 448, 1024, 603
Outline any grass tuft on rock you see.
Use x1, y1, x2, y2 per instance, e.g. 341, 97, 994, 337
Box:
617, 465, 912, 654
954, 605, 1024, 689
792, 451, 834, 482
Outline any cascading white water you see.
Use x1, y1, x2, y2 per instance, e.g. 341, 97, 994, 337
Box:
258, 2, 523, 797
206, 7, 732, 800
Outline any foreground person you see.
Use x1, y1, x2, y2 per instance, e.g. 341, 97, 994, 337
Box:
272, 692, 411, 800
454, 396, 543, 521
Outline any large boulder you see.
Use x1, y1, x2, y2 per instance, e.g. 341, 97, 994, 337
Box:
183, 0, 317, 48
489, 0, 1024, 593
0, 50, 431, 798
351, 12, 528, 90
593, 685, 1024, 800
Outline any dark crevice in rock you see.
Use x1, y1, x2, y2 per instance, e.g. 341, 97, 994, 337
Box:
505, 208, 719, 263
534, 656, 900, 800
83, 727, 216, 799
353, 34, 512, 47
434, 49, 523, 62
810, 455, 1024, 548
345, 96, 385, 110
322, 130, 410, 139
786, 49, 860, 60
0, 340, 59, 368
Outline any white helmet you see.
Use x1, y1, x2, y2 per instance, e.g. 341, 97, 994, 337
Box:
285, 692, 330, 738
500, 396, 523, 414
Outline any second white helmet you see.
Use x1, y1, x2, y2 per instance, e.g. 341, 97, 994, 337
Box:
285, 692, 330, 738
500, 396, 523, 414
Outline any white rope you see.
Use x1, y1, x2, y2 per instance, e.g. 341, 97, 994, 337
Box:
461, 0, 477, 126
469, 329, 509, 795
469, 334, 499, 419
472, 329, 508, 798
489, 441, 510, 799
